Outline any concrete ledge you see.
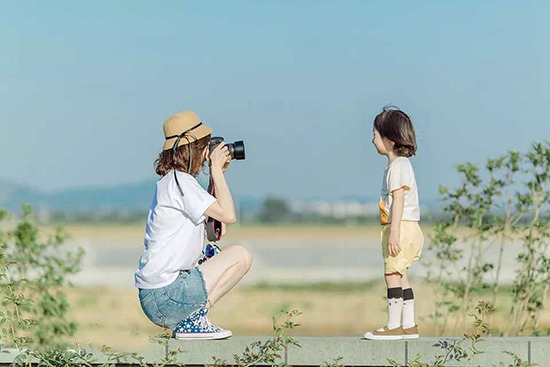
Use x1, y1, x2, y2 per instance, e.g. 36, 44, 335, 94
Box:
0, 348, 21, 364
287, 337, 406, 366
1, 337, 549, 366
168, 337, 283, 365
406, 337, 532, 367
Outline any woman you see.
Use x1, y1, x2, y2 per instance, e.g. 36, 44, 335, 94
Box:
134, 111, 252, 340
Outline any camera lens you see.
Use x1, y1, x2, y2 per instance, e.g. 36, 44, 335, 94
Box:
231, 141, 245, 160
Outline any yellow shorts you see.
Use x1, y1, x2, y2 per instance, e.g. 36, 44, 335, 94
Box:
381, 221, 424, 275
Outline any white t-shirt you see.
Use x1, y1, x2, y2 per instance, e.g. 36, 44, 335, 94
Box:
134, 170, 217, 289
379, 157, 420, 225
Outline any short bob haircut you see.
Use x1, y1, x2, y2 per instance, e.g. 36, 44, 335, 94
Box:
374, 106, 417, 157
155, 134, 211, 177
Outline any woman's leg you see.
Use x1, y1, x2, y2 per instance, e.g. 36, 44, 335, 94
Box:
199, 245, 252, 307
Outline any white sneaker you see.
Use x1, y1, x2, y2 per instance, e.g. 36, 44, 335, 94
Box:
363, 326, 404, 340
173, 308, 232, 340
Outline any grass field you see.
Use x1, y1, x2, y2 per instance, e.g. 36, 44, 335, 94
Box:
42, 222, 543, 352
66, 281, 550, 352
42, 222, 495, 247
44, 222, 431, 248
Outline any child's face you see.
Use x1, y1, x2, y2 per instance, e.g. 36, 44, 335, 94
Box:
372, 128, 392, 156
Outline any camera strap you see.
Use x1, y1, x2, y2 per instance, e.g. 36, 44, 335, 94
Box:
206, 176, 223, 242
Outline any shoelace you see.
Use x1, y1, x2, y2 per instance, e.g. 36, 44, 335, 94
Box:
199, 313, 221, 332
199, 314, 210, 331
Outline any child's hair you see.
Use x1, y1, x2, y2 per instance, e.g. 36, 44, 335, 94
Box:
155, 135, 211, 177
374, 105, 417, 157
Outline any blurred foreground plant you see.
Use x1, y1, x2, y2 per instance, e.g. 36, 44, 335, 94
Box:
425, 141, 550, 336
13, 309, 302, 367
0, 204, 84, 349
210, 309, 301, 367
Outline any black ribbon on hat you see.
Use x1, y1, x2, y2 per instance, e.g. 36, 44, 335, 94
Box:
166, 122, 203, 142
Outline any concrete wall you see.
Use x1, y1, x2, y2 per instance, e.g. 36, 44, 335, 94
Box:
1, 337, 549, 366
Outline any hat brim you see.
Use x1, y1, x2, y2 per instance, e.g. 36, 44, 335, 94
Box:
163, 124, 213, 150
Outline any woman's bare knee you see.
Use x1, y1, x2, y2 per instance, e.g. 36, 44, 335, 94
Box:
229, 245, 252, 270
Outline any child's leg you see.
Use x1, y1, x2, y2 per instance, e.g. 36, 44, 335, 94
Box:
401, 272, 416, 328
384, 272, 403, 329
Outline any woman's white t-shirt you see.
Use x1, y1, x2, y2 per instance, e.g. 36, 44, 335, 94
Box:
134, 171, 217, 289
379, 157, 420, 225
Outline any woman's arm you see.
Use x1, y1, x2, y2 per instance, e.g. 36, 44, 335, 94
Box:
204, 143, 237, 224
388, 188, 405, 257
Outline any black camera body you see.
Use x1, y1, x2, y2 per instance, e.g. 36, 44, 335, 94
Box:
209, 137, 246, 160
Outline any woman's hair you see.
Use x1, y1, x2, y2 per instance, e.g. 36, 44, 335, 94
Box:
155, 134, 211, 177
374, 106, 417, 157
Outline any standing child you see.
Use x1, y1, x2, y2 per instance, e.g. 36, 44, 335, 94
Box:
364, 106, 424, 340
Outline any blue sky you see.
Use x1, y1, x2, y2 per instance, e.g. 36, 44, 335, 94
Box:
1, 1, 549, 201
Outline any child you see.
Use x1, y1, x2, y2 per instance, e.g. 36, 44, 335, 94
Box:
364, 106, 424, 340
135, 111, 252, 340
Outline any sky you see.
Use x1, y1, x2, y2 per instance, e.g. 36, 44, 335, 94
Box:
1, 1, 550, 201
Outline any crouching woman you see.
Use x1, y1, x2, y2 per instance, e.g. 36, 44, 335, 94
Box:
134, 111, 252, 340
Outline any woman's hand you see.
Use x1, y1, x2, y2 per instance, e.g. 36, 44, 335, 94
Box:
222, 159, 231, 173
210, 142, 231, 175
388, 230, 401, 257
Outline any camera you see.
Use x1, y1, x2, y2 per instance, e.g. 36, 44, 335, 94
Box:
209, 137, 246, 160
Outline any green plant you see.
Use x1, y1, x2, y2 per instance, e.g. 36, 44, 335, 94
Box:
427, 160, 502, 334
13, 337, 184, 367
510, 142, 550, 335
11, 310, 301, 367
390, 301, 536, 367
321, 356, 344, 367
426, 141, 550, 336
398, 301, 493, 367
211, 309, 301, 367
0, 205, 84, 349
497, 351, 534, 367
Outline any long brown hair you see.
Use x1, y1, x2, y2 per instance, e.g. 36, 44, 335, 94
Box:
155, 134, 211, 177
374, 106, 417, 157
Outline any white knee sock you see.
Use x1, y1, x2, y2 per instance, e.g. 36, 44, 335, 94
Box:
402, 288, 415, 328
387, 287, 403, 330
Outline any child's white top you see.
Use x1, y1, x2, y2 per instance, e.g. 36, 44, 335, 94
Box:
380, 157, 420, 224
134, 170, 216, 289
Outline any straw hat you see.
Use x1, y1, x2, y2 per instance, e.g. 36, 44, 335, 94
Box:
162, 111, 213, 150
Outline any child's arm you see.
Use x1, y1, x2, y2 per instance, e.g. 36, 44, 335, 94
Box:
388, 188, 405, 257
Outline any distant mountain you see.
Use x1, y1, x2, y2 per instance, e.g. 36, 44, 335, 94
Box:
0, 179, 443, 215
0, 179, 157, 213
0, 179, 266, 216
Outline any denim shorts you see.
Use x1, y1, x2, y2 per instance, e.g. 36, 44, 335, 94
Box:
138, 267, 208, 330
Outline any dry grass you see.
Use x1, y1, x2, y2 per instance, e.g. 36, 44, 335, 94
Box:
65, 282, 550, 352
47, 222, 543, 352
42, 223, 413, 246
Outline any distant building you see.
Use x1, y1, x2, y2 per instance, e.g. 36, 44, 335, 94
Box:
290, 200, 379, 218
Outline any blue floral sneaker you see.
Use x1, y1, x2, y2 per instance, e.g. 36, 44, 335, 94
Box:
172, 308, 232, 340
